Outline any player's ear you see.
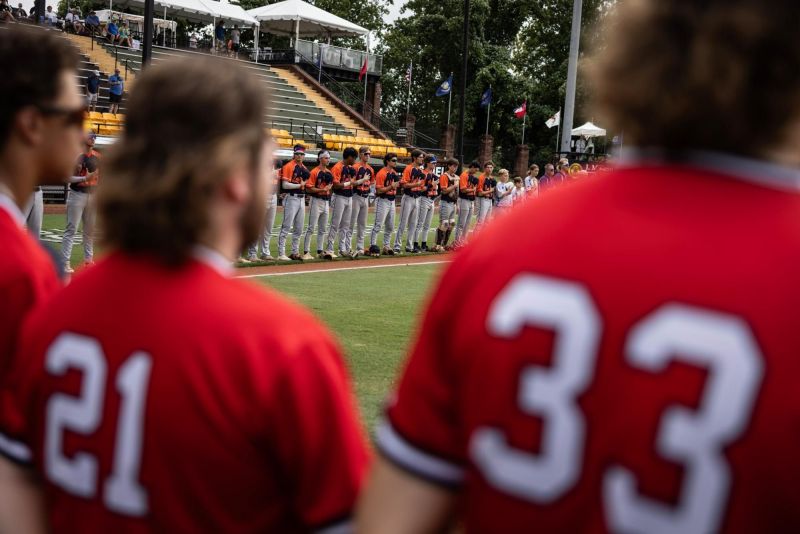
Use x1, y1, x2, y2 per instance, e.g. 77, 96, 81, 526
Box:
13, 107, 44, 146
222, 167, 251, 205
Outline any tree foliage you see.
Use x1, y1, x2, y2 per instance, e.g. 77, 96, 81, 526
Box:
379, 0, 612, 165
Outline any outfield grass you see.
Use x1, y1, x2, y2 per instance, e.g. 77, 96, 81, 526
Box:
256, 264, 442, 431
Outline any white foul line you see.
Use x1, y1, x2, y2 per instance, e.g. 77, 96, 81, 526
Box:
237, 260, 450, 278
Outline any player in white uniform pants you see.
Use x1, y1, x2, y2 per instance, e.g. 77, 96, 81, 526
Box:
244, 162, 280, 261
347, 146, 374, 258
303, 150, 334, 259
414, 155, 439, 251
23, 186, 43, 239
369, 153, 400, 256
435, 158, 459, 250
393, 149, 425, 254
494, 169, 514, 215
62, 132, 99, 273
475, 161, 494, 227
324, 147, 358, 259
453, 161, 481, 246
277, 145, 309, 261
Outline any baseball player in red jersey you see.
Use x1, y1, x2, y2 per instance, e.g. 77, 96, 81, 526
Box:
303, 150, 334, 259
323, 147, 358, 259
369, 153, 400, 256
358, 1, 800, 532
348, 146, 375, 258
0, 57, 369, 533
0, 27, 82, 385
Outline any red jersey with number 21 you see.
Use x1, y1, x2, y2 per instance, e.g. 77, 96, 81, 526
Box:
379, 155, 800, 533
0, 251, 369, 533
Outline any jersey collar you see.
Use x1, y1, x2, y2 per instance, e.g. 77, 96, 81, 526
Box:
618, 148, 800, 193
0, 187, 25, 228
192, 245, 234, 277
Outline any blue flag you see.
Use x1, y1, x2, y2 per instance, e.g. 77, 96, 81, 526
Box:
435, 74, 453, 97
480, 87, 492, 108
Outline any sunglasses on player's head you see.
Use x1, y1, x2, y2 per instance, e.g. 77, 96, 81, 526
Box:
36, 104, 86, 128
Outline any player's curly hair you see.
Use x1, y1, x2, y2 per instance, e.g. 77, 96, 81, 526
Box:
98, 57, 268, 266
590, 0, 800, 157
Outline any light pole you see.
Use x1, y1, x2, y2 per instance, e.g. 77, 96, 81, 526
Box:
457, 0, 470, 166
142, 0, 155, 67
560, 0, 583, 155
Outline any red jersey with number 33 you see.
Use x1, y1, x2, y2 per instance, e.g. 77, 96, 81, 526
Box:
0, 251, 369, 533
379, 155, 800, 533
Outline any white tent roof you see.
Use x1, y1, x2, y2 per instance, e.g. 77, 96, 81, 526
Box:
248, 0, 368, 37
203, 0, 258, 26
572, 122, 606, 138
115, 0, 257, 26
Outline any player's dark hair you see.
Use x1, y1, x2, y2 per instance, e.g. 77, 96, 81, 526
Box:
591, 0, 800, 157
384, 152, 397, 163
446, 158, 459, 167
99, 57, 267, 266
343, 147, 358, 160
529, 164, 539, 171
411, 149, 424, 159
469, 161, 481, 169
483, 161, 494, 168
0, 26, 80, 148
424, 155, 437, 166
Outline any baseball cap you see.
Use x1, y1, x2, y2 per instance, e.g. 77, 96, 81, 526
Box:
293, 144, 306, 154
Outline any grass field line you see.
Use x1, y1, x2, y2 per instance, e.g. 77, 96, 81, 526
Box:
238, 260, 450, 278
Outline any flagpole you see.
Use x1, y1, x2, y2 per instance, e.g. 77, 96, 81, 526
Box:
317, 44, 323, 83
447, 72, 453, 126
485, 85, 491, 136
555, 107, 562, 153
406, 60, 413, 117
522, 112, 526, 145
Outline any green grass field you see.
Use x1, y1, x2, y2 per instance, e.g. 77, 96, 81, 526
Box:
256, 264, 442, 430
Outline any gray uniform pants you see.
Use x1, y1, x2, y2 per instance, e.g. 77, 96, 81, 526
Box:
371, 197, 395, 248
475, 196, 493, 226
247, 193, 277, 258
325, 193, 352, 253
439, 199, 457, 227
347, 194, 369, 252
23, 189, 43, 239
303, 196, 330, 253
453, 197, 474, 245
415, 196, 435, 244
393, 194, 419, 250
62, 189, 95, 266
277, 194, 305, 256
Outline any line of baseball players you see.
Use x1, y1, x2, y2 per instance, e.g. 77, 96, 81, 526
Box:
241, 144, 540, 262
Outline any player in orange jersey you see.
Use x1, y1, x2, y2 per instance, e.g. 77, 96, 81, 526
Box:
0, 57, 369, 533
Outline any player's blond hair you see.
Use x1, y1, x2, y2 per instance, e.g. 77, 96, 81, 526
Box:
98, 57, 268, 266
590, 0, 800, 156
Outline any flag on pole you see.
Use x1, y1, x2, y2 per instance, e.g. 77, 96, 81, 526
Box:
359, 57, 368, 81
514, 100, 527, 119
546, 110, 560, 128
480, 87, 493, 108
435, 74, 453, 97
405, 63, 413, 83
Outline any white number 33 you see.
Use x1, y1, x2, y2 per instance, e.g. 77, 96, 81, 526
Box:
471, 274, 764, 534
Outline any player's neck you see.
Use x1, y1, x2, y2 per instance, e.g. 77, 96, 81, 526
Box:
0, 149, 36, 209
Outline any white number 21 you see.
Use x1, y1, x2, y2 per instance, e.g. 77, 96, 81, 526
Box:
45, 333, 152, 517
471, 274, 764, 534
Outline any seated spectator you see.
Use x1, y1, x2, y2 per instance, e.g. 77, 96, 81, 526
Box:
106, 19, 119, 43
11, 2, 25, 18
44, 5, 58, 26
65, 9, 83, 33
85, 10, 99, 34
118, 21, 130, 47
0, 0, 14, 22
188, 33, 198, 48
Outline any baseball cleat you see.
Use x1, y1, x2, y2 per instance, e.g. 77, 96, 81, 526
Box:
238, 257, 250, 264
261, 254, 273, 261
64, 265, 74, 274
247, 255, 258, 262
277, 255, 292, 261
405, 247, 414, 253
383, 247, 394, 256
301, 253, 314, 261
412, 246, 421, 254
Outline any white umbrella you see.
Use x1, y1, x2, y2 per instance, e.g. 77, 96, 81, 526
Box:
571, 121, 606, 138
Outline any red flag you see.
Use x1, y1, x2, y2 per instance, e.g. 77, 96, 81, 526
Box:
514, 100, 527, 119
359, 58, 368, 81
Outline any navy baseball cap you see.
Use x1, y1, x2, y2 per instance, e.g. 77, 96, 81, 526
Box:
293, 144, 305, 154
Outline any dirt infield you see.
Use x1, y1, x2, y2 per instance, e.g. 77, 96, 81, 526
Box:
235, 252, 453, 277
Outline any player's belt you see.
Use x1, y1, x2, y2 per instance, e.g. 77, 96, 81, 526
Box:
286, 192, 305, 197
442, 196, 455, 203
33, 186, 41, 192
458, 193, 475, 200
334, 190, 354, 198
69, 183, 95, 193
355, 190, 370, 197
378, 194, 396, 200
314, 195, 331, 201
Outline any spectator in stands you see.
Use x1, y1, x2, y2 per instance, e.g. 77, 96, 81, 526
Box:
118, 22, 130, 47
215, 20, 226, 54
524, 164, 539, 197
494, 169, 513, 212
538, 163, 558, 192
230, 24, 241, 58
85, 11, 100, 35
108, 68, 123, 114
86, 70, 100, 112
189, 33, 198, 48
11, 2, 25, 18
66, 9, 83, 34
0, 0, 14, 22
511, 176, 526, 204
555, 163, 569, 182
44, 5, 58, 26
106, 18, 119, 44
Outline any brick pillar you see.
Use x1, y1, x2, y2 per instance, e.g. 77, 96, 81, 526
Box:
514, 145, 530, 178
478, 134, 494, 166
439, 124, 456, 158
371, 81, 382, 128
403, 114, 416, 146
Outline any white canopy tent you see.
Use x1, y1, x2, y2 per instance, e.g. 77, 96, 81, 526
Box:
571, 122, 606, 137
247, 0, 369, 44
